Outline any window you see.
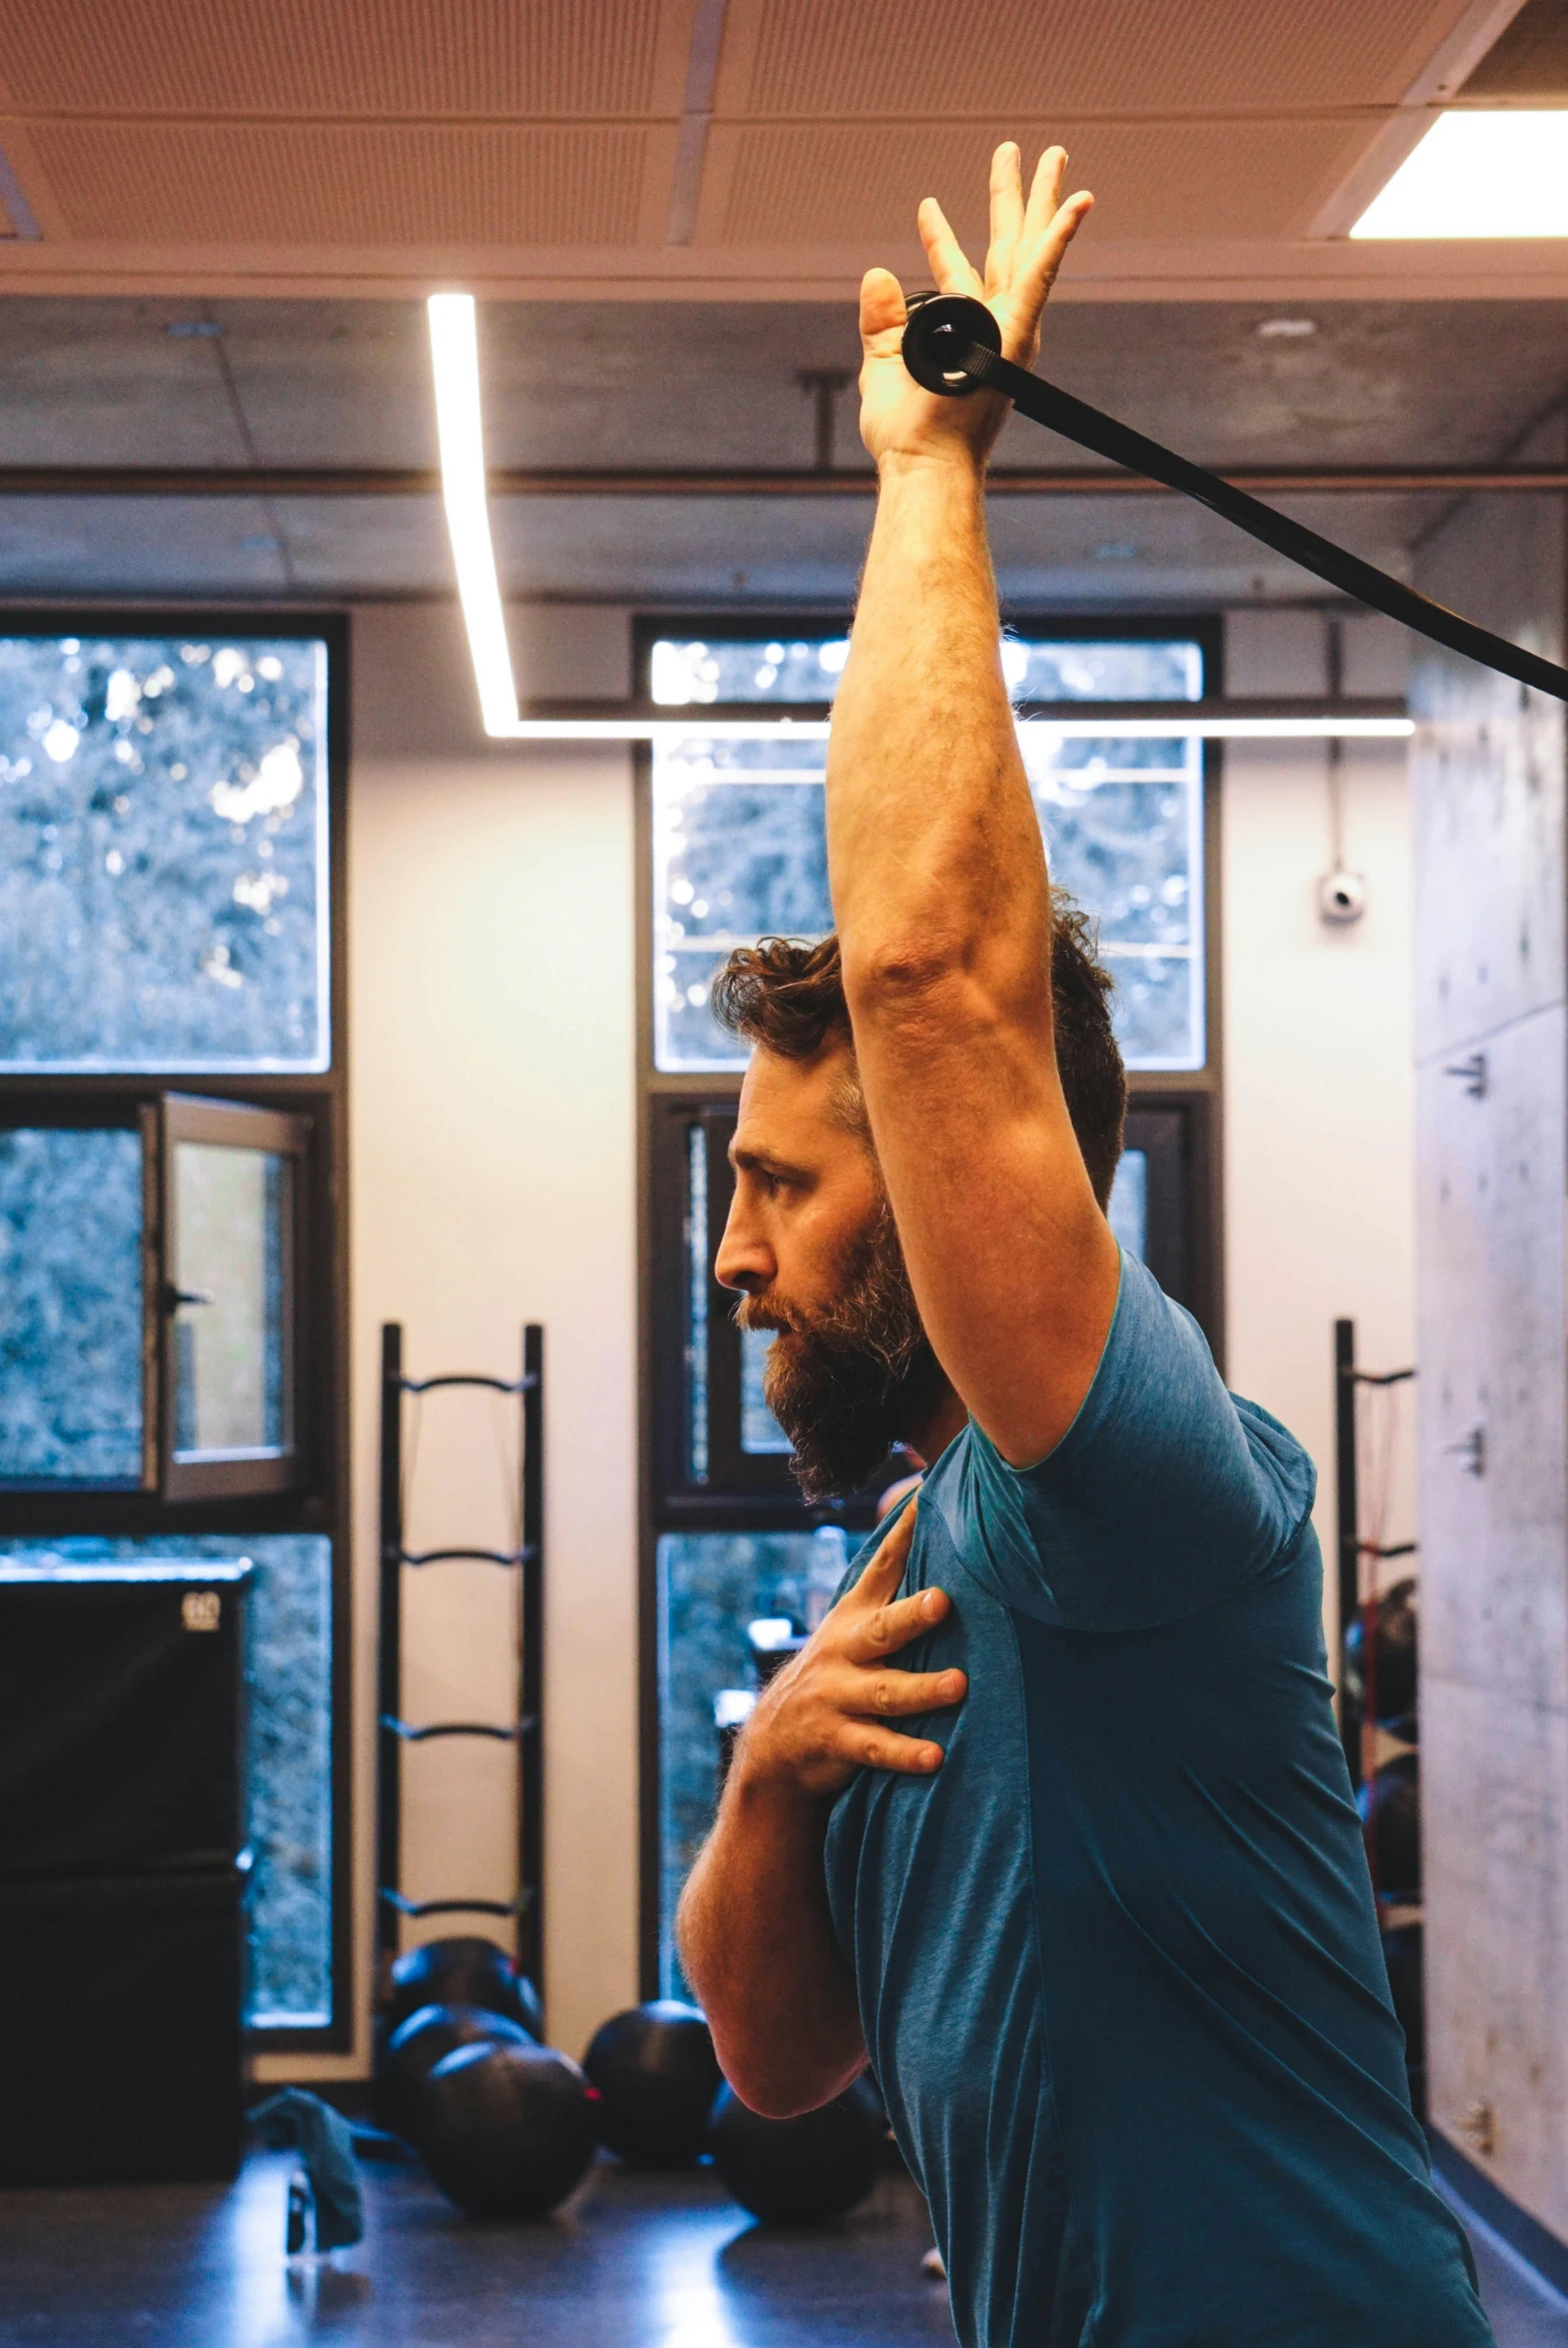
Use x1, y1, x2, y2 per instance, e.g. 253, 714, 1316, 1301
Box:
650, 627, 1206, 1075
0, 632, 329, 1073
640, 617, 1221, 1998
0, 614, 349, 2050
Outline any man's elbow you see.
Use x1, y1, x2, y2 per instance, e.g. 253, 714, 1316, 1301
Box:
839, 933, 975, 1027
713, 2040, 867, 2121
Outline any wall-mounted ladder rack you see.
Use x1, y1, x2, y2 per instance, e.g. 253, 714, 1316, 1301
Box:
375, 1322, 544, 1997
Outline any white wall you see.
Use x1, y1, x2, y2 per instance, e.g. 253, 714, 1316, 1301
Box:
1222, 610, 1416, 1654
258, 601, 641, 2080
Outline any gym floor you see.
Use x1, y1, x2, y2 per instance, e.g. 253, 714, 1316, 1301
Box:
0, 2157, 1563, 2347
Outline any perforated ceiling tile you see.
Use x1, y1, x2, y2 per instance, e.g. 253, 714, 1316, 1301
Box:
28, 121, 653, 245
716, 0, 1478, 117
712, 116, 1371, 246
0, 0, 693, 116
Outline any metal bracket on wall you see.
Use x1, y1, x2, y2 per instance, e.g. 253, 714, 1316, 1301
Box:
1442, 1426, 1486, 1477
1442, 1053, 1489, 1099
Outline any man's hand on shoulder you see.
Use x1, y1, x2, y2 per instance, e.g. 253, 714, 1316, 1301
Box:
732, 1500, 966, 1804
857, 141, 1092, 476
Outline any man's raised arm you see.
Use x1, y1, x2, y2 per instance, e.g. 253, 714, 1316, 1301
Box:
828, 143, 1119, 1468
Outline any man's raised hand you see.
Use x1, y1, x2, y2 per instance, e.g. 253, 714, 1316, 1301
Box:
857, 141, 1092, 472
731, 1500, 965, 1801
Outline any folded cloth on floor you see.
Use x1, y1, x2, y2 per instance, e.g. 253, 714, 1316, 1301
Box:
250, 2089, 364, 2251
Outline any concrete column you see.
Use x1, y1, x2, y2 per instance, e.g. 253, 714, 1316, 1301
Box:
1410, 417, 1568, 2231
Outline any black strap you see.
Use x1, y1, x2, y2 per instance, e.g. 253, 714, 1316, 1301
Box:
900, 293, 1568, 706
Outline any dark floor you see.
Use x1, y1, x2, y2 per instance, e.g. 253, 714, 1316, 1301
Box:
0, 2153, 1563, 2346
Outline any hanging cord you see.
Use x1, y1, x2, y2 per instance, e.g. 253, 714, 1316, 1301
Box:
901, 296, 1568, 705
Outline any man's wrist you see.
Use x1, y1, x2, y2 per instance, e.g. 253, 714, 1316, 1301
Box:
875, 444, 987, 486
728, 1730, 835, 1823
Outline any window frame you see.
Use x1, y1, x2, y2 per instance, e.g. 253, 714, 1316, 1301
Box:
0, 604, 354, 2055
636, 607, 1225, 1992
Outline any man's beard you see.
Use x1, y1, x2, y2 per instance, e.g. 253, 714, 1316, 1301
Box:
736, 1197, 941, 1502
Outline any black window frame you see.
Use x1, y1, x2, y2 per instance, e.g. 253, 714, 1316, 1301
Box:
636, 606, 1225, 1991
0, 604, 354, 2055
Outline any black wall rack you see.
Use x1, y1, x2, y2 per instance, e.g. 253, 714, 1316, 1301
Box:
376, 1322, 544, 2000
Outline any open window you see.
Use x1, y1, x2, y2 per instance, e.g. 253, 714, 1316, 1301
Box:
149, 1096, 312, 1502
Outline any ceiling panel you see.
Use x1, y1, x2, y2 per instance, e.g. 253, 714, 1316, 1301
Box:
715, 0, 1471, 116
20, 121, 660, 246
707, 117, 1372, 246
0, 0, 695, 117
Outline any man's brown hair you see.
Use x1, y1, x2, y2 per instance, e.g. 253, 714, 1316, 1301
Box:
711, 893, 1127, 1209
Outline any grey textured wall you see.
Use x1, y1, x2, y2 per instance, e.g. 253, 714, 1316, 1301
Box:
1411, 415, 1568, 2232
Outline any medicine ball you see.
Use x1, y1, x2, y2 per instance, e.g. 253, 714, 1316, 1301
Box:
1381, 1920, 1426, 2123
584, 2000, 722, 2168
1360, 1752, 1421, 1901
1344, 1579, 1418, 1739
709, 2077, 885, 2225
387, 1935, 543, 2038
377, 2000, 532, 2141
415, 2039, 598, 2220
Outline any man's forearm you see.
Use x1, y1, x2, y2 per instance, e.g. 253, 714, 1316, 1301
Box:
827, 452, 1052, 1006
677, 1767, 866, 2117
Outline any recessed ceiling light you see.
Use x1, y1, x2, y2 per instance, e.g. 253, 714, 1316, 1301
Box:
1352, 111, 1568, 238
1257, 317, 1317, 338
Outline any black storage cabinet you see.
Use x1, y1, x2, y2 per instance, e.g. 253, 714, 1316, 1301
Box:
0, 1562, 250, 2185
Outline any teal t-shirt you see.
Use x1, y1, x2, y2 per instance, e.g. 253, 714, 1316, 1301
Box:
822, 1251, 1492, 2348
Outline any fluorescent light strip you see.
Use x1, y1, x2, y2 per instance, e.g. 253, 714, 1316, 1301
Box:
428, 293, 522, 735
1352, 112, 1568, 240
487, 715, 1413, 743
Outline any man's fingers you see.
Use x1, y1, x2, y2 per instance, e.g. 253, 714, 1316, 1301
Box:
1021, 145, 1069, 245
852, 1729, 945, 1775
1010, 193, 1093, 332
845, 1582, 949, 1663
985, 141, 1024, 291
859, 264, 907, 351
852, 1665, 967, 1718
852, 1495, 917, 1597
916, 197, 985, 298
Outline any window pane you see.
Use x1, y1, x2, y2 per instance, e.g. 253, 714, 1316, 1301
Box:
685, 1126, 710, 1483
173, 1143, 287, 1459
652, 723, 1204, 1074
0, 1128, 142, 1483
740, 1327, 790, 1453
0, 1532, 333, 2029
1107, 1149, 1147, 1260
657, 1527, 848, 1998
648, 633, 1201, 707
0, 634, 329, 1072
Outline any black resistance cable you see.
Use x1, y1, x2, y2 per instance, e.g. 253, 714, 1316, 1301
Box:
901, 293, 1568, 705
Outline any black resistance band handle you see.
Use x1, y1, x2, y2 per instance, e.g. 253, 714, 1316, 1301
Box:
901, 294, 1568, 707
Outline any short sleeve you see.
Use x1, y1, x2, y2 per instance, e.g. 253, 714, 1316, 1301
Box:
927, 1250, 1315, 1632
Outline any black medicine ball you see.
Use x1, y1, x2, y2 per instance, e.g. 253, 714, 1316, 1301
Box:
584, 2000, 722, 2167
1360, 1752, 1421, 1902
416, 2038, 598, 2220
1344, 1578, 1418, 1738
377, 2000, 533, 2141
386, 1935, 543, 2038
709, 2076, 885, 2225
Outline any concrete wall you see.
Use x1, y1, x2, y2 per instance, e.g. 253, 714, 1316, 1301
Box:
1409, 417, 1568, 2232
1223, 610, 1417, 1650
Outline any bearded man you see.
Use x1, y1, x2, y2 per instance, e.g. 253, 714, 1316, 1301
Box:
678, 143, 1493, 2348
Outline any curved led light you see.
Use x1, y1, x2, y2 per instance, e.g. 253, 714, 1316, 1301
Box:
428, 293, 522, 735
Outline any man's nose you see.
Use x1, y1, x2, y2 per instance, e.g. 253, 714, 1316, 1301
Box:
715, 1199, 773, 1294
